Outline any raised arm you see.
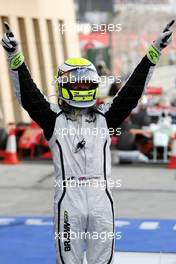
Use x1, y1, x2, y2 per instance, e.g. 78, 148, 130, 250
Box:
0, 22, 57, 140
105, 55, 154, 129
104, 20, 175, 129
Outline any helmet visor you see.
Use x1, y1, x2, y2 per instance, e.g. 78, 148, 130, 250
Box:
58, 68, 100, 85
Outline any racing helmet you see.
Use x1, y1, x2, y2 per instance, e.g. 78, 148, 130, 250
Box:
56, 57, 100, 108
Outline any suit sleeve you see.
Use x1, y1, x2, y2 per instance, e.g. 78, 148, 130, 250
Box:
10, 63, 57, 140
104, 55, 155, 129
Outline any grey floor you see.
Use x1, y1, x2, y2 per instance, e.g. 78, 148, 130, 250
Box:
1, 161, 176, 219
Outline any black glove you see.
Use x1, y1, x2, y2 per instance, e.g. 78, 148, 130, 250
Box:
153, 20, 175, 52
0, 22, 24, 69
147, 20, 175, 64
1, 22, 19, 53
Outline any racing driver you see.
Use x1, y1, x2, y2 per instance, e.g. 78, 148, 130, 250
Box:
1, 20, 174, 264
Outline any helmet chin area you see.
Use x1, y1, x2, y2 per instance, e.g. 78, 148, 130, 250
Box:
61, 98, 96, 108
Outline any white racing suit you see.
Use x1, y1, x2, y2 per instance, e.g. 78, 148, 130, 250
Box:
10, 55, 155, 263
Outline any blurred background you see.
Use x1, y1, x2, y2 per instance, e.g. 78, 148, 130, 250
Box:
0, 0, 176, 263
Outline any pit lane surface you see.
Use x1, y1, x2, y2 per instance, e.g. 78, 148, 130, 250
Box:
0, 162, 176, 263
